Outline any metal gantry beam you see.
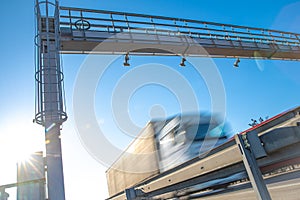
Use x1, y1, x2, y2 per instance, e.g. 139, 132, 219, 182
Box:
58, 6, 300, 60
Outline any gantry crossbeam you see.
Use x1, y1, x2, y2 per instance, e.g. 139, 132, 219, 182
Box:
58, 7, 300, 60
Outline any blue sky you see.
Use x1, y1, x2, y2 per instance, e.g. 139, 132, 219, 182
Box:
0, 0, 300, 199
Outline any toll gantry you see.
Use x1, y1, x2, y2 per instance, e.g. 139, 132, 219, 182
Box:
33, 0, 300, 200
57, 6, 300, 60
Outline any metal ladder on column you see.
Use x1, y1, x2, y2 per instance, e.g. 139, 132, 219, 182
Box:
34, 0, 67, 199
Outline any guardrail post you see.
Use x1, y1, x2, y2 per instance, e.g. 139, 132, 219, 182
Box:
235, 133, 272, 200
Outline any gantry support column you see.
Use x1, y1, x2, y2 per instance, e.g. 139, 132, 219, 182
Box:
35, 0, 67, 199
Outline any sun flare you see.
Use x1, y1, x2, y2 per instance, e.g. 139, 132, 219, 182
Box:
0, 121, 44, 164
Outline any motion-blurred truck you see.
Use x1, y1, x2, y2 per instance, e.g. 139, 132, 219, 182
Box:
106, 113, 231, 197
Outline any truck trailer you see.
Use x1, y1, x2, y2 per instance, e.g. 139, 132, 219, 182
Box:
106, 113, 231, 197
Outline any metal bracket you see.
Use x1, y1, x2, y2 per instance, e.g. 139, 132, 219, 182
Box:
235, 132, 272, 200
247, 130, 267, 159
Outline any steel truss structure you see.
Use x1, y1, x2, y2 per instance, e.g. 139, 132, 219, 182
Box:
34, 1, 300, 199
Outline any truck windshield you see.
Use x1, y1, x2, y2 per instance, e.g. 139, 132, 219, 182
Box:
185, 123, 227, 141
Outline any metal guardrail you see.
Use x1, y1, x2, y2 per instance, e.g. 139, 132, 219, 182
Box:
107, 107, 300, 200
0, 178, 45, 200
